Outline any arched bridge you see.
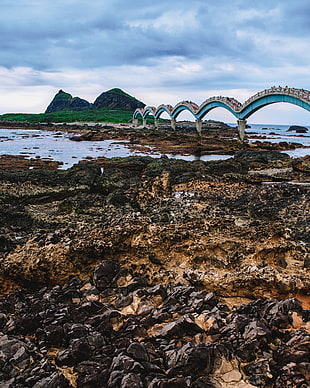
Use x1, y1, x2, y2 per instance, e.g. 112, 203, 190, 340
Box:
133, 86, 310, 141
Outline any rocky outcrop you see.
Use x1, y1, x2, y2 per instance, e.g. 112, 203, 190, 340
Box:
287, 125, 308, 133
45, 90, 92, 113
93, 88, 145, 110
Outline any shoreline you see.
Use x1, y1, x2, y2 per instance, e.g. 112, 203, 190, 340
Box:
0, 121, 309, 171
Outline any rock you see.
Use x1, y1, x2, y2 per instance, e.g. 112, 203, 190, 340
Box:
292, 157, 310, 173
0, 313, 8, 329
0, 236, 13, 253
159, 315, 203, 338
234, 150, 290, 164
45, 90, 91, 113
0, 336, 30, 370
191, 376, 217, 387
243, 359, 273, 386
167, 342, 219, 373
120, 373, 144, 388
0, 149, 309, 388
221, 369, 242, 383
149, 377, 192, 387
110, 353, 144, 375
127, 342, 149, 362
32, 372, 70, 388
91, 261, 119, 290
65, 162, 102, 186
287, 125, 308, 133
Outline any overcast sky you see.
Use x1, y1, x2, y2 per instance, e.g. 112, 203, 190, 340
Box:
0, 0, 309, 124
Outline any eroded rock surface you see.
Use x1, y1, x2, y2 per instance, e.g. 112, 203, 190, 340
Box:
0, 153, 309, 386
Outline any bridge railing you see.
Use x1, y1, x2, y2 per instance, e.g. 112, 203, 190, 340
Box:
243, 86, 310, 107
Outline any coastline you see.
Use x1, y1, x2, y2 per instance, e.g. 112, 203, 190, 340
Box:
0, 121, 309, 171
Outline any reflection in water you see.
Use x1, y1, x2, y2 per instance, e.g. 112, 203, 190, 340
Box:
0, 128, 232, 169
0, 126, 309, 170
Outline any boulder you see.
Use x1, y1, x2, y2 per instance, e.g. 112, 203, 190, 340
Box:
91, 260, 120, 290
287, 125, 308, 133
159, 315, 202, 338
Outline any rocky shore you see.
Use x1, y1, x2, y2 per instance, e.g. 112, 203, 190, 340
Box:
0, 120, 306, 162
0, 124, 309, 387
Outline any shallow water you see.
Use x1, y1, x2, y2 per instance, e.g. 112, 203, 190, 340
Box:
244, 123, 310, 146
0, 128, 232, 169
0, 124, 309, 169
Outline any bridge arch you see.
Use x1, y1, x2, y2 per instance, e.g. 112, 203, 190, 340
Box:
197, 100, 239, 120
154, 104, 173, 119
239, 93, 310, 120
133, 108, 144, 119
170, 101, 199, 120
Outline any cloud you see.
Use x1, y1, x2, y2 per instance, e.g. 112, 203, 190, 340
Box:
0, 0, 309, 124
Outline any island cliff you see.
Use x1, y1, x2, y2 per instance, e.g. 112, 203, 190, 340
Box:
45, 88, 145, 113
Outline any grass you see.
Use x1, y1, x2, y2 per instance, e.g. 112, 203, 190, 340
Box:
0, 108, 157, 124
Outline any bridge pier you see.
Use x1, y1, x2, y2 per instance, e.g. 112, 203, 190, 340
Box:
133, 118, 138, 126
196, 119, 202, 136
171, 118, 176, 130
237, 119, 247, 142
142, 118, 147, 127
154, 118, 159, 130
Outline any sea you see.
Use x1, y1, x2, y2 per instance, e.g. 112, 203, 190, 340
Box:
0, 124, 309, 169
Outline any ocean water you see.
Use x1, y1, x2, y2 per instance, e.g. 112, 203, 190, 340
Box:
0, 124, 309, 169
244, 123, 310, 158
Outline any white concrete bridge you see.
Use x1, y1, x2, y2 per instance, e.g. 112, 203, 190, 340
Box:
133, 86, 310, 141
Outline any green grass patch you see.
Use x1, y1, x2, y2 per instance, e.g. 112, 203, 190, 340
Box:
0, 108, 149, 124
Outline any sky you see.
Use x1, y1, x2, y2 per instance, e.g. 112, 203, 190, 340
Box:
0, 0, 309, 125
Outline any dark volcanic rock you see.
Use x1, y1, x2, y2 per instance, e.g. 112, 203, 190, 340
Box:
93, 88, 145, 110
0, 264, 309, 387
159, 315, 202, 338
91, 260, 120, 290
234, 150, 290, 164
287, 125, 308, 133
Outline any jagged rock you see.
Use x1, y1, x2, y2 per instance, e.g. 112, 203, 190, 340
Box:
0, 236, 13, 253
159, 315, 203, 338
292, 156, 310, 173
243, 359, 273, 386
191, 376, 217, 387
120, 373, 144, 388
167, 342, 220, 373
64, 162, 102, 186
91, 261, 120, 290
127, 342, 149, 362
45, 90, 91, 113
